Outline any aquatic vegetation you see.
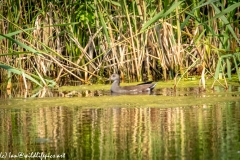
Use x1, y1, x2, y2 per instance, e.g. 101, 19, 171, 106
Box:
0, 0, 239, 90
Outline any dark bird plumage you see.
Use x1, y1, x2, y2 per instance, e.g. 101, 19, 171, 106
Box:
109, 74, 157, 93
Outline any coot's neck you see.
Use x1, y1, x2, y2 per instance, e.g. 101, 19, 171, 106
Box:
113, 79, 120, 86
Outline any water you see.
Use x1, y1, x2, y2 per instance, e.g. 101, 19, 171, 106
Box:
3, 84, 240, 98
0, 98, 240, 159
0, 85, 240, 159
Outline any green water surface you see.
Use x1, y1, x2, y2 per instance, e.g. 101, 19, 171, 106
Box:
0, 82, 240, 160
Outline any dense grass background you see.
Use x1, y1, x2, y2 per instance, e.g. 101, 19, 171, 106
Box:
0, 0, 239, 88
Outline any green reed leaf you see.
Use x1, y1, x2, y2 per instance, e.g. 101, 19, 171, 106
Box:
0, 63, 43, 87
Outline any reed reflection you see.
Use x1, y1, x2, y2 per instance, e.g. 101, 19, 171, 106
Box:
0, 101, 239, 159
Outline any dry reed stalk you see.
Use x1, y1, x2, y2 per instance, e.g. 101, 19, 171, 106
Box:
39, 52, 88, 83
119, 43, 126, 69
123, 1, 139, 81
76, 26, 102, 66
200, 64, 206, 91
21, 71, 28, 90
56, 68, 64, 83
175, 0, 182, 66
33, 33, 100, 82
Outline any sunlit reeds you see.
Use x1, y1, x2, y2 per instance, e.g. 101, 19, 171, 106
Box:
0, 0, 239, 89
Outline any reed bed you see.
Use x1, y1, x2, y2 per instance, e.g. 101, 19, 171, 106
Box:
0, 0, 239, 89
